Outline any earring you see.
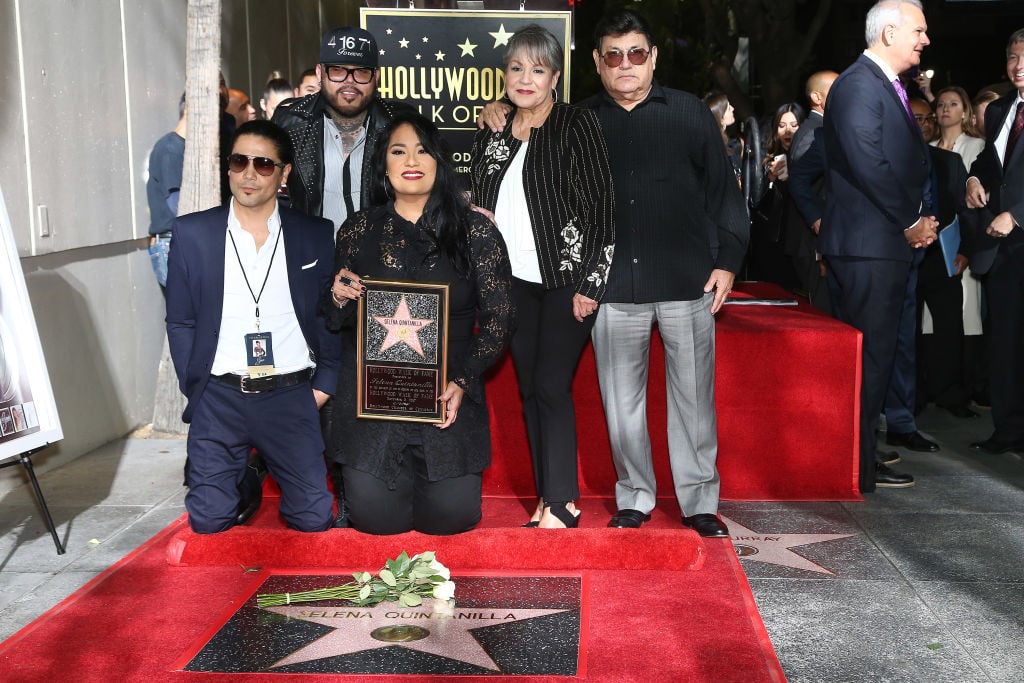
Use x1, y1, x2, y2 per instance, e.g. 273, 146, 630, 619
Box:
383, 175, 393, 198
552, 88, 558, 103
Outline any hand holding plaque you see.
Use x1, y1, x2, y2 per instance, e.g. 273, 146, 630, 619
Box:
357, 279, 449, 423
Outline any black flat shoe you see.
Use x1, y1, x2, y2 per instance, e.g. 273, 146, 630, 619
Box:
876, 450, 901, 465
681, 513, 730, 537
874, 462, 915, 488
608, 509, 652, 528
885, 430, 939, 452
969, 438, 1020, 455
541, 502, 580, 528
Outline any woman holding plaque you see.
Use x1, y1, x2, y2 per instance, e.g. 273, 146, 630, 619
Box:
325, 112, 513, 535
471, 25, 615, 529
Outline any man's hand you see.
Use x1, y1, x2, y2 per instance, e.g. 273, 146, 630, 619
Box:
435, 381, 465, 430
905, 215, 939, 249
811, 218, 821, 235
470, 204, 496, 224
987, 211, 1017, 238
966, 177, 988, 209
953, 253, 969, 276
477, 101, 512, 133
313, 389, 330, 409
704, 268, 736, 314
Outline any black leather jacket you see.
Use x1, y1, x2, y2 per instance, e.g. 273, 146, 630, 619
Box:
272, 92, 413, 218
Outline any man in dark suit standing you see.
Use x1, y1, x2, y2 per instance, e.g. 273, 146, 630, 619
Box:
165, 120, 340, 533
821, 0, 938, 492
965, 28, 1024, 454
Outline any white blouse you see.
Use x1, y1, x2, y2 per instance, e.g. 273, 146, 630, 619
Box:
492, 142, 542, 283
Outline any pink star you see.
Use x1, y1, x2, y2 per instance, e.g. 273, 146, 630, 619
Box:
373, 295, 434, 358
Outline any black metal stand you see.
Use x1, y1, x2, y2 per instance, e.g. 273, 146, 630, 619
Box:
0, 446, 65, 554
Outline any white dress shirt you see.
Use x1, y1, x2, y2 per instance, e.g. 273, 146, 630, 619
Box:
493, 142, 543, 283
322, 115, 366, 230
211, 200, 313, 376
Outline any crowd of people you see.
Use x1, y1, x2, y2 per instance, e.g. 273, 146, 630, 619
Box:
151, 1, 1024, 538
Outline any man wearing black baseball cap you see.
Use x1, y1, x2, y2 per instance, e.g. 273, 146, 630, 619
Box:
273, 26, 412, 229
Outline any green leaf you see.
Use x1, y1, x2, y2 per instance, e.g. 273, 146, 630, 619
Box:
380, 569, 397, 587
353, 571, 371, 584
359, 584, 372, 601
399, 592, 423, 607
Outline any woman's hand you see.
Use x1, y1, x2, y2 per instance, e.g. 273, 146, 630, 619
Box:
572, 293, 599, 322
435, 381, 465, 429
331, 268, 364, 307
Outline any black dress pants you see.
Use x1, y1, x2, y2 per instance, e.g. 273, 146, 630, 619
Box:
510, 279, 594, 503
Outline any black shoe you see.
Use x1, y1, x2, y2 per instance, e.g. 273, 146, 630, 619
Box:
608, 509, 652, 528
235, 452, 267, 525
874, 462, 915, 488
940, 404, 980, 419
969, 438, 1020, 455
681, 513, 730, 537
332, 495, 351, 528
876, 449, 901, 465
885, 431, 939, 452
542, 502, 580, 528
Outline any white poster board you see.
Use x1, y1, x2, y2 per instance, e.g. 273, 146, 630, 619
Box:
0, 186, 63, 461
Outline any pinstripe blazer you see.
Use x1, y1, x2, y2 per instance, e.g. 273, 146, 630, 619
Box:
470, 102, 616, 302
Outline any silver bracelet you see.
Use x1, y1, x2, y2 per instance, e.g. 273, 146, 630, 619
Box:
331, 290, 349, 308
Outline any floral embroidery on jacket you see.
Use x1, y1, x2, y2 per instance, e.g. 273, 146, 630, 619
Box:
483, 137, 511, 175
587, 244, 615, 287
558, 219, 582, 272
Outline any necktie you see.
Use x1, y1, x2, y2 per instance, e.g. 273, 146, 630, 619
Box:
1004, 101, 1024, 165
892, 78, 912, 120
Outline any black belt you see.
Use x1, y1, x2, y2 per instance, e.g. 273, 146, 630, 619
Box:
213, 368, 313, 394
153, 231, 172, 238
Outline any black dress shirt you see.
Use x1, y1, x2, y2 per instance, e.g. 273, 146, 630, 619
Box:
577, 81, 749, 303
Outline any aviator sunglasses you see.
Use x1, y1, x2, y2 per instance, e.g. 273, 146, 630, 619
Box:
599, 47, 651, 68
227, 153, 286, 176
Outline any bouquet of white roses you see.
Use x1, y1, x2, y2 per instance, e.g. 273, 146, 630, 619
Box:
256, 551, 455, 609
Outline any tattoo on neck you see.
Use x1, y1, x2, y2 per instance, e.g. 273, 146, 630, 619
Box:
328, 109, 368, 157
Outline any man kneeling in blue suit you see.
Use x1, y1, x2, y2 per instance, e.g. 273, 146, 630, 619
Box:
166, 120, 339, 533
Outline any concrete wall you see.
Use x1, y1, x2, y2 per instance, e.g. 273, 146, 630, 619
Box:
0, 0, 355, 488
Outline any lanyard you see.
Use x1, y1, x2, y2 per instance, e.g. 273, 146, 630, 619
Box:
228, 225, 282, 331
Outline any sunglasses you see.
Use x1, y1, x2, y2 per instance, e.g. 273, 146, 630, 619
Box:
324, 65, 376, 84
599, 47, 650, 68
227, 153, 286, 176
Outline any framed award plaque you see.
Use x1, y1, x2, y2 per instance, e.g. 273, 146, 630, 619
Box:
356, 279, 449, 423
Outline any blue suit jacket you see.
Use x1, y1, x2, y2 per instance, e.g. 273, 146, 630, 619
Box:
967, 92, 1024, 274
165, 204, 341, 423
820, 55, 932, 261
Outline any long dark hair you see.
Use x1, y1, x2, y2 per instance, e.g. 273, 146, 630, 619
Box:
370, 111, 471, 276
763, 102, 805, 158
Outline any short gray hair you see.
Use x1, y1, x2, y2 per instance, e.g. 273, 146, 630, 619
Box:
503, 24, 564, 73
864, 0, 923, 47
1007, 28, 1024, 57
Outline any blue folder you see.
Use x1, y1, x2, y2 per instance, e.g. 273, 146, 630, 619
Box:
939, 216, 961, 277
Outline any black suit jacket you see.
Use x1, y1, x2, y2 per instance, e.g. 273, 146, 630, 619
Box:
165, 204, 341, 423
820, 55, 932, 261
966, 93, 1024, 274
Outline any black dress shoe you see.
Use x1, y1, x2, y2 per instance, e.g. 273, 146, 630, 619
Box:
608, 509, 652, 528
235, 490, 262, 525
969, 438, 1020, 455
681, 513, 730, 537
875, 449, 900, 465
332, 495, 351, 528
940, 404, 980, 419
885, 431, 939, 452
874, 462, 915, 488
234, 452, 268, 525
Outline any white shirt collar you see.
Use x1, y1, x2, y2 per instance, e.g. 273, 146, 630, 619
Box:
862, 49, 900, 84
227, 198, 282, 241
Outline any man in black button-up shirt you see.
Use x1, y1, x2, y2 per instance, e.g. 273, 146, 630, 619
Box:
579, 10, 748, 537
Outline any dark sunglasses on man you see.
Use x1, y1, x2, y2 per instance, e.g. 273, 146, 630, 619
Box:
599, 47, 650, 68
227, 153, 287, 176
324, 64, 376, 84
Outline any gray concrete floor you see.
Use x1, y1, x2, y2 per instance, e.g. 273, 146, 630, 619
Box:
0, 406, 1021, 681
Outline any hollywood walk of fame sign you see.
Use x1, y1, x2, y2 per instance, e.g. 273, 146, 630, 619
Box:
361, 8, 572, 178
181, 574, 583, 675
357, 279, 449, 423
723, 516, 857, 576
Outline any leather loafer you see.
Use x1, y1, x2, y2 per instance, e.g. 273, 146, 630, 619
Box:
608, 509, 652, 528
874, 462, 914, 488
875, 449, 900, 465
969, 438, 1020, 455
681, 513, 730, 537
886, 430, 939, 452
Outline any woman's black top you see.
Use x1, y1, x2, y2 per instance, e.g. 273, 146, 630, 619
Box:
322, 203, 513, 486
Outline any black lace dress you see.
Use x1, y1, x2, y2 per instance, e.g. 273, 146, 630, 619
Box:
322, 203, 513, 487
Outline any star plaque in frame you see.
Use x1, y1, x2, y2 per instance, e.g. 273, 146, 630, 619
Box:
356, 279, 449, 423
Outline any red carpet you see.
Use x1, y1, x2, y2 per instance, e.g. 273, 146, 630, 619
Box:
487, 282, 862, 501
0, 517, 785, 682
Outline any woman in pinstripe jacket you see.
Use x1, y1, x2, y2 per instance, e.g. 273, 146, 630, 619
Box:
471, 24, 615, 529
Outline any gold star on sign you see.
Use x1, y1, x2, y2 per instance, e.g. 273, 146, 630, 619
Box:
489, 24, 513, 48
457, 38, 477, 57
